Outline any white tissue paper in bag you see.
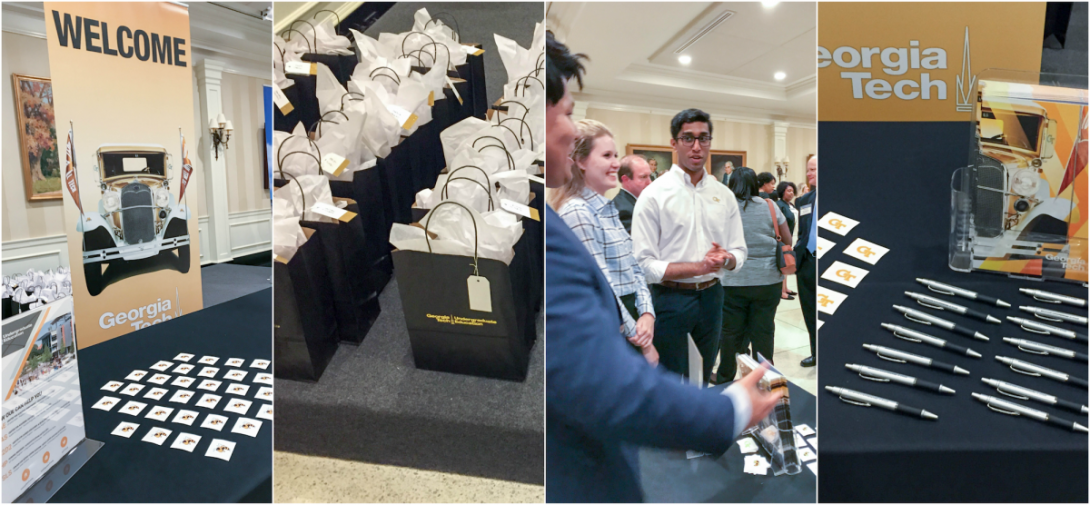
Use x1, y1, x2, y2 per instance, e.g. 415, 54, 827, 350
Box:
390, 204, 522, 264
273, 194, 306, 263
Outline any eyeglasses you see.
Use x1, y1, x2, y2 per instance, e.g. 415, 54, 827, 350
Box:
675, 135, 712, 147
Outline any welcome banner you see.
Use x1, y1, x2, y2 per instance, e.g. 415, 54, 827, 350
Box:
45, 2, 203, 348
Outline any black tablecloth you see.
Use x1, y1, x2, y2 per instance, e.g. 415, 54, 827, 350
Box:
52, 290, 273, 503
818, 122, 1089, 503
640, 381, 817, 503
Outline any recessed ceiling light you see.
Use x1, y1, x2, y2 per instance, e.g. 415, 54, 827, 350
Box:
762, 1, 780, 8
678, 55, 692, 65
774, 71, 786, 81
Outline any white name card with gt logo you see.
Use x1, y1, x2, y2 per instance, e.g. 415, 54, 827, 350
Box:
816, 286, 849, 315
843, 238, 890, 265
818, 212, 860, 236
816, 236, 836, 259
821, 261, 870, 289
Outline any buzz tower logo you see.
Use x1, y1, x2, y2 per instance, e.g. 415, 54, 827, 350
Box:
820, 27, 975, 112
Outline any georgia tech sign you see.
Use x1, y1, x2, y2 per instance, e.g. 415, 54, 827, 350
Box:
817, 3, 1044, 122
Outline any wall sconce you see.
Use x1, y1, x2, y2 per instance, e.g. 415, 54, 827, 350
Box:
209, 112, 233, 160
775, 156, 789, 181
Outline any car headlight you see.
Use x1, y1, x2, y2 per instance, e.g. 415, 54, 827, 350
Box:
154, 188, 170, 207
102, 192, 120, 213
1010, 169, 1040, 197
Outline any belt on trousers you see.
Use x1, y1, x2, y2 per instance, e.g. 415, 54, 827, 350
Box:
660, 279, 719, 291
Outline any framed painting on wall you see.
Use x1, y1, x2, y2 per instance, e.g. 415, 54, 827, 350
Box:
707, 150, 747, 176
625, 144, 675, 177
12, 74, 62, 201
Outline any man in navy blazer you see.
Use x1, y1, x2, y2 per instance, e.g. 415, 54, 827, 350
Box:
545, 32, 781, 503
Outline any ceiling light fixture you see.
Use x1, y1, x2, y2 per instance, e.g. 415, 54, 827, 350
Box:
761, 1, 780, 8
678, 55, 692, 65
774, 71, 786, 81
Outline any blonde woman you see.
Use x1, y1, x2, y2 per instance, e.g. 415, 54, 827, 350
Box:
550, 120, 658, 365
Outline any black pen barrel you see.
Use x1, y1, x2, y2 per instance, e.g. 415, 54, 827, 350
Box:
964, 307, 992, 322
1046, 415, 1079, 431
951, 325, 977, 339
894, 403, 925, 418
942, 341, 974, 357
1074, 351, 1088, 363
930, 359, 958, 374
913, 378, 944, 393
1067, 375, 1088, 389
1053, 397, 1086, 414
975, 294, 1002, 306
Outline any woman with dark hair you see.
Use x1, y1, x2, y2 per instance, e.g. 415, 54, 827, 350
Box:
776, 180, 799, 300
713, 167, 793, 384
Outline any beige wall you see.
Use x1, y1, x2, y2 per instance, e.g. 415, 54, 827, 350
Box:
221, 72, 272, 214
2, 32, 65, 242
584, 108, 816, 188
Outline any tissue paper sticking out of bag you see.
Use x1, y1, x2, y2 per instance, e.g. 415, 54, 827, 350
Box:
390, 205, 523, 264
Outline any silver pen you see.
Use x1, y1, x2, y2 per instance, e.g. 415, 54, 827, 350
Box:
863, 343, 970, 375
905, 292, 1001, 323
880, 323, 982, 358
826, 385, 938, 420
1019, 306, 1088, 325
916, 278, 1011, 307
971, 393, 1088, 433
981, 378, 1089, 414
893, 305, 989, 341
995, 356, 1088, 388
1002, 337, 1088, 362
847, 363, 956, 394
1019, 288, 1087, 308
1007, 316, 1088, 343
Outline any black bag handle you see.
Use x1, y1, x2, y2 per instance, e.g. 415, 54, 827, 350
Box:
441, 177, 494, 211
309, 110, 349, 138
275, 43, 287, 69
423, 13, 460, 42
514, 75, 544, 97
471, 136, 515, 172
312, 9, 342, 31
280, 29, 313, 53
400, 32, 453, 71
277, 135, 323, 176
423, 200, 480, 276
493, 100, 534, 150
369, 66, 402, 85
285, 20, 318, 52
499, 116, 535, 151
340, 91, 365, 111
279, 151, 323, 179
278, 171, 307, 217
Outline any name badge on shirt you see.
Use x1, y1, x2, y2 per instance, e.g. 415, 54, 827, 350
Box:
799, 204, 813, 216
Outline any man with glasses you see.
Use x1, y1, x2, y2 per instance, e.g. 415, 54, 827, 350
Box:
630, 109, 747, 384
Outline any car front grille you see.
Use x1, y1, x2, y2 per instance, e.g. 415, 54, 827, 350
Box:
120, 183, 156, 244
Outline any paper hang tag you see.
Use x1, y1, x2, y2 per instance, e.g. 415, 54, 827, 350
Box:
467, 275, 492, 312
284, 61, 317, 76
321, 152, 349, 176
444, 75, 463, 105
274, 254, 288, 264
428, 91, 435, 106
272, 85, 294, 115
385, 104, 418, 130
461, 44, 485, 56
310, 201, 357, 223
500, 199, 540, 221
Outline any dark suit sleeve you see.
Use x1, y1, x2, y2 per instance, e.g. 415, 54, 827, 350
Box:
546, 214, 739, 453
613, 193, 634, 234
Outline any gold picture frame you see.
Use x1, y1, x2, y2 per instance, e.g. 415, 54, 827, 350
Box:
625, 144, 676, 176
12, 74, 62, 201
707, 150, 747, 175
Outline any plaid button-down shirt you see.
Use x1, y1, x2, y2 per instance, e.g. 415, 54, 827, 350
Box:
557, 188, 655, 338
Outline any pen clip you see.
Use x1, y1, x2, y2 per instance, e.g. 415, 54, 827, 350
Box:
996, 388, 1030, 401
1016, 345, 1048, 356
876, 351, 907, 364
1010, 364, 1041, 377
926, 284, 956, 296
1020, 324, 1050, 335
839, 396, 872, 408
892, 330, 922, 343
918, 299, 946, 311
904, 313, 932, 325
986, 403, 1021, 416
858, 372, 890, 383
1033, 312, 1063, 323
1032, 294, 1062, 304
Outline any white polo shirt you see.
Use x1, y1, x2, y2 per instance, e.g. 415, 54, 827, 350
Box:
631, 165, 747, 285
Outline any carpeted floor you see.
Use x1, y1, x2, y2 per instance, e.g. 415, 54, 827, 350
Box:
274, 278, 544, 485
363, 2, 543, 105
1041, 2, 1087, 76
200, 263, 273, 308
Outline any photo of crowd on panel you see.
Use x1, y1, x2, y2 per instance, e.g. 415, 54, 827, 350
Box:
544, 2, 816, 502
816, 3, 1088, 503
2, 2, 274, 502
270, 2, 545, 502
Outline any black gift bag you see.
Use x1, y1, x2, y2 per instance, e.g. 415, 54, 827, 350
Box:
392, 201, 531, 381
329, 169, 393, 293
300, 198, 382, 344
274, 226, 340, 382
462, 48, 489, 119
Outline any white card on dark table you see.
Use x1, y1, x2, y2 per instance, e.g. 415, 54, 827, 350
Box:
224, 369, 248, 382
816, 286, 849, 315
174, 353, 194, 362
737, 437, 759, 454
255, 386, 273, 401
797, 447, 817, 462
198, 380, 222, 392
818, 211, 860, 236
200, 413, 229, 431
205, 439, 236, 462
111, 421, 139, 438
92, 396, 121, 411
145, 406, 174, 422
808, 436, 817, 449
172, 376, 196, 388
197, 367, 220, 378
142, 427, 173, 445
143, 387, 169, 401
224, 398, 252, 416
147, 373, 171, 385
843, 238, 890, 265
198, 356, 219, 365
815, 236, 836, 259
119, 383, 145, 396
125, 370, 148, 381
821, 260, 870, 289
226, 383, 250, 396
225, 358, 245, 367
197, 393, 222, 409
173, 364, 195, 375
172, 409, 199, 426
231, 417, 262, 437
150, 360, 174, 371
119, 401, 147, 416
169, 389, 196, 404
171, 432, 202, 452
795, 424, 816, 437
254, 373, 273, 385
250, 359, 270, 369
256, 404, 273, 420
101, 381, 124, 392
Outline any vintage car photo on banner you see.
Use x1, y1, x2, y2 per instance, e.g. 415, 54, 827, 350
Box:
2, 1, 274, 502
269, 1, 546, 503
544, 2, 817, 502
